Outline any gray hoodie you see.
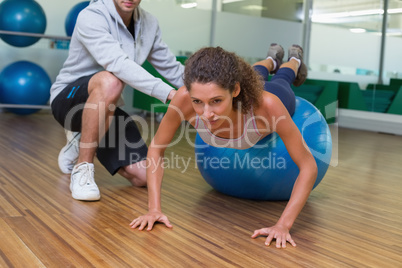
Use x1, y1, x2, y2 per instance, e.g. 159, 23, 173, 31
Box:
50, 0, 184, 105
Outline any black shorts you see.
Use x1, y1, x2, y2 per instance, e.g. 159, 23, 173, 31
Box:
51, 73, 148, 175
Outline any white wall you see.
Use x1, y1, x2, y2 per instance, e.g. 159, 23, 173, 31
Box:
309, 23, 402, 87
385, 35, 402, 73
38, 0, 85, 35
142, 0, 303, 62
140, 0, 212, 56
214, 12, 302, 60
310, 24, 382, 71
0, 0, 84, 82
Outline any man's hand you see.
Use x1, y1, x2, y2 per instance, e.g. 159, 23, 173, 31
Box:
167, 89, 176, 101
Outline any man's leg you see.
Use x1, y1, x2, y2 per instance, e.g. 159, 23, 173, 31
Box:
58, 130, 81, 174
54, 75, 92, 175
78, 71, 124, 164
58, 73, 127, 175
118, 161, 147, 187
52, 71, 125, 201
69, 71, 125, 201
96, 107, 148, 187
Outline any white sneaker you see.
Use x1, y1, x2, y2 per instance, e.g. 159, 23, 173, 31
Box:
58, 131, 80, 174
70, 162, 100, 201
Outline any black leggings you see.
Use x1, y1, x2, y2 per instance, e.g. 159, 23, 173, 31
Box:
253, 65, 296, 116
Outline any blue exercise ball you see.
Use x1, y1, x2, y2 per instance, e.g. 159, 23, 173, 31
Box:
65, 1, 90, 36
0, 61, 51, 115
0, 0, 47, 47
194, 97, 332, 201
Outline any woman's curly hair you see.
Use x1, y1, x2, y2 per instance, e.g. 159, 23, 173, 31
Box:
183, 47, 264, 114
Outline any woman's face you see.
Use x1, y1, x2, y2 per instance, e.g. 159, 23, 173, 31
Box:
189, 82, 239, 130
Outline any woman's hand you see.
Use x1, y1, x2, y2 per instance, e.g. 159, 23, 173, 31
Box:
251, 224, 296, 248
130, 211, 172, 231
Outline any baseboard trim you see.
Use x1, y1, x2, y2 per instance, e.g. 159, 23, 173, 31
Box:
338, 109, 402, 135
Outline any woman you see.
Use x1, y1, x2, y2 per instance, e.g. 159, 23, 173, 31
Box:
130, 44, 317, 248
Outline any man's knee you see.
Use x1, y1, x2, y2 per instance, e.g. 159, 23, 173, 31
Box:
119, 161, 147, 187
89, 71, 124, 103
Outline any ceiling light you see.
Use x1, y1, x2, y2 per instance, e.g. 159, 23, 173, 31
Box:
222, 0, 244, 3
388, 8, 402, 14
181, 2, 197, 8
242, 5, 267, 11
312, 8, 402, 23
349, 28, 366, 33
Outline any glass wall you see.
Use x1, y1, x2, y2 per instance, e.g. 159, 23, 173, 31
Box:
309, 0, 384, 82
141, 0, 212, 57
222, 0, 304, 22
142, 0, 303, 64
175, 0, 304, 21
385, 0, 402, 79
309, 0, 402, 113
164, 0, 402, 86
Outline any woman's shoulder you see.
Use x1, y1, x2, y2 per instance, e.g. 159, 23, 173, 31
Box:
252, 91, 292, 134
171, 86, 190, 104
169, 86, 196, 121
255, 91, 287, 117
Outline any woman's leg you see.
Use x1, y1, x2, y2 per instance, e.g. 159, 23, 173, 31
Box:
271, 44, 307, 87
253, 44, 306, 86
265, 67, 297, 116
252, 44, 307, 116
253, 43, 284, 80
263, 52, 301, 117
253, 43, 284, 73
288, 45, 308, 87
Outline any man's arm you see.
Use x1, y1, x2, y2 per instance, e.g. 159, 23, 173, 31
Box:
146, 25, 185, 89
75, 9, 174, 103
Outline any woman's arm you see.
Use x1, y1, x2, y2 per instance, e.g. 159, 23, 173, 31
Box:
130, 87, 195, 230
252, 94, 318, 247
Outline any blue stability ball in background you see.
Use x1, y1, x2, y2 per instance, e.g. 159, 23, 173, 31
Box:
194, 97, 332, 201
0, 61, 51, 115
0, 0, 47, 47
65, 1, 90, 36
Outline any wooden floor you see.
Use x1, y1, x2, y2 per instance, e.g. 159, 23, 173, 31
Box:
0, 111, 401, 268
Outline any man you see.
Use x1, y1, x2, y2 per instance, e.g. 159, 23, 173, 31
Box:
50, 0, 184, 201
